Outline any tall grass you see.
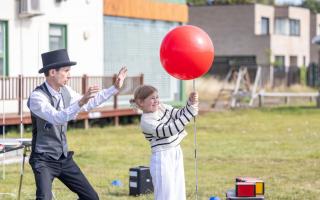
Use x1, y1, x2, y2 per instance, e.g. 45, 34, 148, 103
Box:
185, 77, 227, 101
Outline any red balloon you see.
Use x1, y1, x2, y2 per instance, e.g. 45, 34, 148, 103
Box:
160, 25, 214, 80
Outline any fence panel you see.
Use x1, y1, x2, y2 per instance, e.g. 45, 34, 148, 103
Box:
0, 77, 19, 100
0, 74, 144, 101
22, 77, 45, 99
307, 63, 320, 87
287, 66, 300, 86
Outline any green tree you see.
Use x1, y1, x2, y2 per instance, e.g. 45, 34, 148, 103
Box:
187, 0, 208, 5
302, 0, 320, 13
256, 0, 274, 5
187, 0, 274, 5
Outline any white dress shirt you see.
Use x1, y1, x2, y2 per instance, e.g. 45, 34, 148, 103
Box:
28, 81, 118, 125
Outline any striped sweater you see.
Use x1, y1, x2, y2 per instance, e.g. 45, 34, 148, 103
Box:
140, 101, 198, 152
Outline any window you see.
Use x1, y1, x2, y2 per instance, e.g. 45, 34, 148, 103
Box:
275, 18, 288, 35
289, 56, 297, 66
261, 17, 269, 35
49, 24, 67, 51
0, 21, 8, 76
275, 56, 285, 67
275, 18, 300, 36
289, 19, 300, 36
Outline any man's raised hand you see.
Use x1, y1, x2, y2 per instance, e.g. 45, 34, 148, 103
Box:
78, 85, 100, 107
114, 67, 128, 89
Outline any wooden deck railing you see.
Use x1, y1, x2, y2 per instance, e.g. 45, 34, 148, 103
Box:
0, 74, 144, 127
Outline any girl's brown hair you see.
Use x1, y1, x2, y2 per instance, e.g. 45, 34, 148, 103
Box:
129, 85, 158, 107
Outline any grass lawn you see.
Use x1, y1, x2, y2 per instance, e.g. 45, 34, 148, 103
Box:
0, 107, 320, 199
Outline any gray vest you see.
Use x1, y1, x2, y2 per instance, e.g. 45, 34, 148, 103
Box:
28, 83, 71, 160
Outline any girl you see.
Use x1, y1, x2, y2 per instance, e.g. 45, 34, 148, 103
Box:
130, 85, 198, 200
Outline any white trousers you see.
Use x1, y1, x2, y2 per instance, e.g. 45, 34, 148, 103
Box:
150, 145, 186, 200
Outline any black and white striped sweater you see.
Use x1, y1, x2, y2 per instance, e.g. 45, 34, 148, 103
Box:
140, 101, 198, 152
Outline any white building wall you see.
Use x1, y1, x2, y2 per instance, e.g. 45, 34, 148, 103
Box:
0, 0, 104, 77
271, 7, 310, 67
310, 13, 320, 63
103, 16, 181, 103
254, 4, 274, 35
316, 14, 320, 36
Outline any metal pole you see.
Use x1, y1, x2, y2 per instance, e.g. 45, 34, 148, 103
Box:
2, 49, 5, 180
19, 75, 23, 139
17, 146, 27, 200
1, 20, 7, 178
20, 18, 24, 139
193, 79, 198, 200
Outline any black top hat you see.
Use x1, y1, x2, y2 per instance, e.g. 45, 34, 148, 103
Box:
39, 49, 77, 73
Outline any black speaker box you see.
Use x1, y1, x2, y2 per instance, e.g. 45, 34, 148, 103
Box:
129, 166, 153, 196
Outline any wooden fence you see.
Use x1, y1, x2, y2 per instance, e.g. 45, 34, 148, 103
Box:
0, 74, 144, 127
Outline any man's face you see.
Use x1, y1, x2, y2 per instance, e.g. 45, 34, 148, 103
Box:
51, 66, 71, 87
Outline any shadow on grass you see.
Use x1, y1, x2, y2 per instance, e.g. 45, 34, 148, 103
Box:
259, 105, 320, 114
108, 191, 129, 197
108, 191, 153, 200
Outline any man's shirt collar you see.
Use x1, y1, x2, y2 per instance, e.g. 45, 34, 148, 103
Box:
45, 81, 61, 98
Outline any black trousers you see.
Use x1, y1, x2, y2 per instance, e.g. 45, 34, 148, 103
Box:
29, 152, 99, 200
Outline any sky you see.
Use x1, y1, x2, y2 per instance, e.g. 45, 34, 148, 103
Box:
275, 0, 303, 5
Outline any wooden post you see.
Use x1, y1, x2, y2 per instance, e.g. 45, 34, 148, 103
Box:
249, 66, 261, 107
231, 67, 244, 108
84, 118, 89, 130
258, 94, 262, 107
140, 73, 144, 85
113, 74, 119, 126
82, 74, 88, 95
317, 90, 320, 108
82, 75, 89, 129
270, 65, 274, 88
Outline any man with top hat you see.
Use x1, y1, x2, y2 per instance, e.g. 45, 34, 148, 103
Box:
27, 48, 127, 200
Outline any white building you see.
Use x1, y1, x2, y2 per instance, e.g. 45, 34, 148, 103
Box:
0, 0, 104, 76
0, 0, 188, 115
189, 4, 320, 69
